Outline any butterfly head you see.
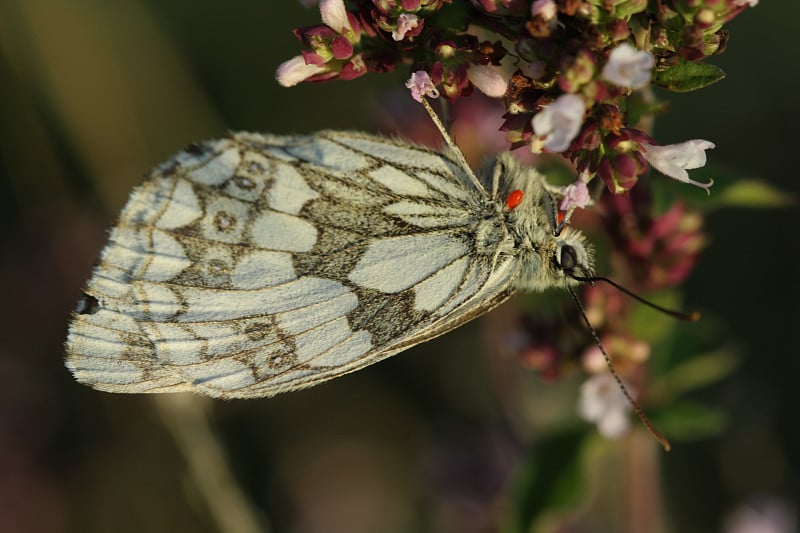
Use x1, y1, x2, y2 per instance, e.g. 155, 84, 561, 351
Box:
553, 231, 594, 283
512, 224, 594, 292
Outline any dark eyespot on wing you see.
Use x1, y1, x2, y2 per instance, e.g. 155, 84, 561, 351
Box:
184, 142, 207, 155
75, 293, 100, 315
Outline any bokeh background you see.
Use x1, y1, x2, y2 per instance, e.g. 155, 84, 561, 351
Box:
0, 1, 797, 532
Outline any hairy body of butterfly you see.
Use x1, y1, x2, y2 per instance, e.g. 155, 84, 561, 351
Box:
65, 131, 594, 399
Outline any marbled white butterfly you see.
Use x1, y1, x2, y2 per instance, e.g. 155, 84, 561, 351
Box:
65, 127, 594, 399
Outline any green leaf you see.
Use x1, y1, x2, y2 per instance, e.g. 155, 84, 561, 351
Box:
652, 401, 729, 441
651, 348, 741, 400
506, 430, 587, 533
615, 1, 648, 19
653, 61, 726, 92
707, 179, 796, 209
535, 157, 583, 186
626, 98, 669, 128
626, 290, 683, 343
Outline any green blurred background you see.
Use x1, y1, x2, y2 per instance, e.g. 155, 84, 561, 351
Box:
0, 1, 797, 532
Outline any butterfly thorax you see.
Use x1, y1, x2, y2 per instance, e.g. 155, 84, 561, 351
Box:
486, 153, 595, 292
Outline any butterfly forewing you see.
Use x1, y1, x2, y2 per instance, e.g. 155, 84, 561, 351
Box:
66, 131, 522, 398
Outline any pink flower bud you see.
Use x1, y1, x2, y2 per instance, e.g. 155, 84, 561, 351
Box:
468, 64, 509, 98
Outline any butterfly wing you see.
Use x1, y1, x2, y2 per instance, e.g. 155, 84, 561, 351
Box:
65, 131, 522, 398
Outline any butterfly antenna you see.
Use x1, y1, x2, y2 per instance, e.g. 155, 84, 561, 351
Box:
568, 286, 672, 452
420, 96, 489, 198
570, 274, 700, 322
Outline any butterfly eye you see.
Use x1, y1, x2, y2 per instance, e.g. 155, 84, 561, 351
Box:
559, 244, 578, 271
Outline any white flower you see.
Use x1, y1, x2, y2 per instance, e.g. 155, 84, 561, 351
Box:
578, 374, 634, 439
641, 140, 715, 193
724, 499, 797, 533
559, 176, 591, 211
531, 0, 557, 21
392, 13, 419, 41
531, 93, 585, 153
405, 70, 439, 102
319, 0, 354, 34
601, 43, 655, 90
468, 64, 509, 98
276, 56, 328, 87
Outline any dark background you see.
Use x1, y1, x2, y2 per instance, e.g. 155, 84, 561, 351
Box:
0, 1, 796, 532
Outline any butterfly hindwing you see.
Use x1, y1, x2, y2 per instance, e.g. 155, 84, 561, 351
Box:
66, 131, 523, 398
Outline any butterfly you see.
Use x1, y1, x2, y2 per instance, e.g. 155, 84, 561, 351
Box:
65, 128, 594, 399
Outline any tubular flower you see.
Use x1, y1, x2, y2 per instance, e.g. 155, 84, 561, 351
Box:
531, 94, 586, 153
275, 56, 328, 87
641, 140, 715, 193
601, 43, 655, 90
467, 63, 509, 98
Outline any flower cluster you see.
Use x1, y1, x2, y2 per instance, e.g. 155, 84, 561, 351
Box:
601, 185, 706, 291
279, 0, 751, 442
279, 0, 755, 196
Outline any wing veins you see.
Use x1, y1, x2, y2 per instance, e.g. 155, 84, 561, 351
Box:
321, 134, 465, 187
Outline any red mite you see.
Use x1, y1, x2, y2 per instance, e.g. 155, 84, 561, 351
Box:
506, 189, 523, 209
